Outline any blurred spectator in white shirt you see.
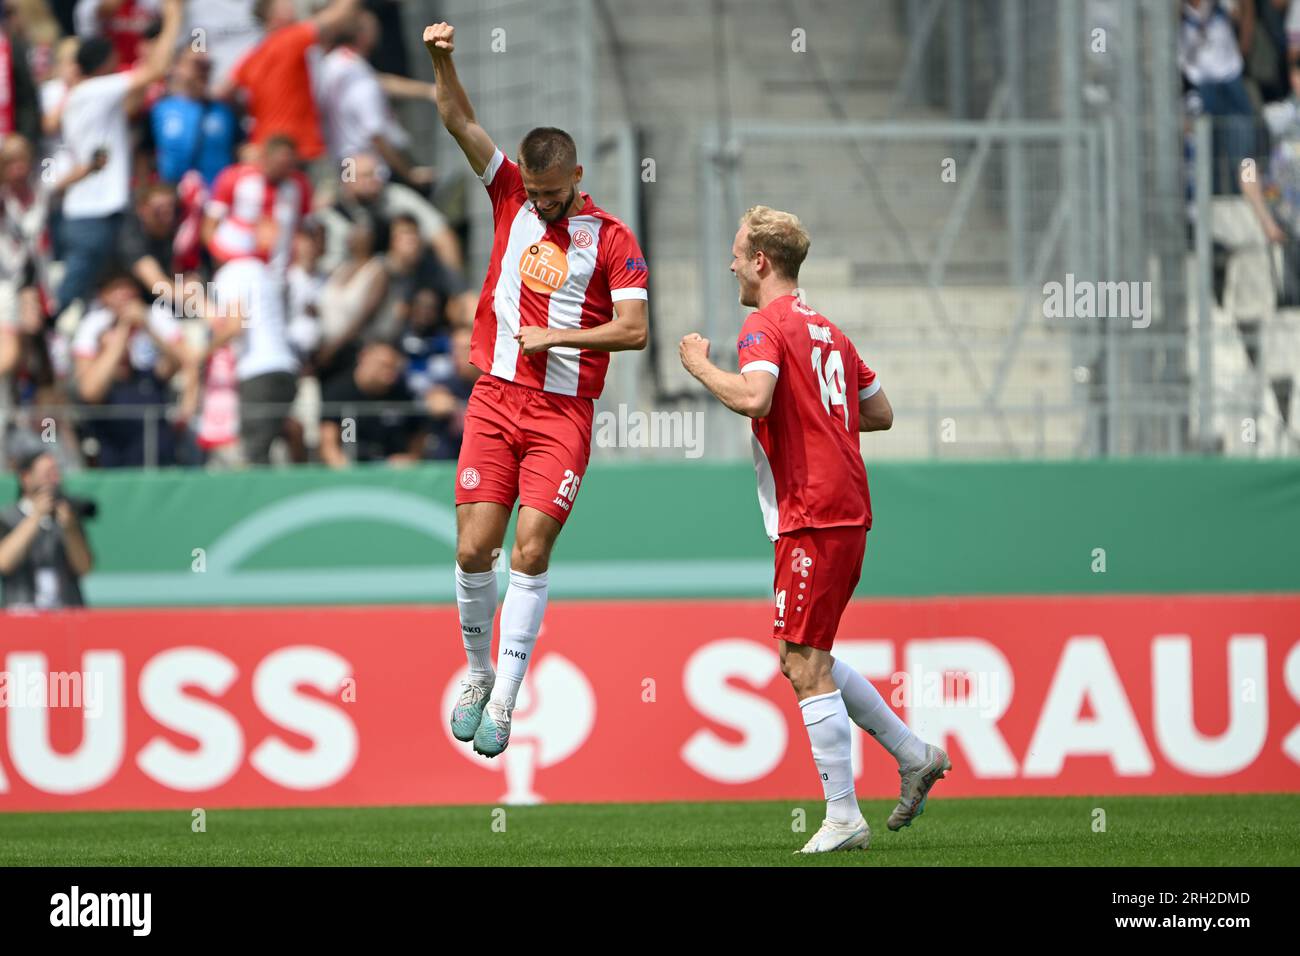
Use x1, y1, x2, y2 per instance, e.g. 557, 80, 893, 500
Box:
316, 10, 436, 192
1181, 1, 1257, 193
57, 0, 182, 311
287, 218, 326, 365
314, 216, 386, 386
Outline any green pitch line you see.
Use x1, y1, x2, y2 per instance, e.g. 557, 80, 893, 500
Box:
1, 794, 1297, 866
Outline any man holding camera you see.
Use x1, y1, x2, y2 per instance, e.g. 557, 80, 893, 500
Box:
0, 450, 94, 610
72, 267, 193, 468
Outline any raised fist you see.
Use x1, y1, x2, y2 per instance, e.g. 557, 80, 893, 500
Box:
423, 22, 455, 57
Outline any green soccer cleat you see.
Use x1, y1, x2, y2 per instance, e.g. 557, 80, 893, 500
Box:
472, 698, 513, 757
450, 676, 495, 742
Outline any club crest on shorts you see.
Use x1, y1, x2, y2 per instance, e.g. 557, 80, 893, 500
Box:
460, 467, 481, 489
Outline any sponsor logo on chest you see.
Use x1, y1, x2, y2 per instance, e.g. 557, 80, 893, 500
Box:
515, 220, 598, 297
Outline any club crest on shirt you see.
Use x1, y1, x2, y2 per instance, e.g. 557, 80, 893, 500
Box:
520, 240, 569, 294
572, 227, 594, 249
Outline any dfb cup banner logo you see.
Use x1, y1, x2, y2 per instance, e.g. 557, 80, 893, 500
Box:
441, 647, 596, 804
519, 241, 569, 294
459, 467, 481, 490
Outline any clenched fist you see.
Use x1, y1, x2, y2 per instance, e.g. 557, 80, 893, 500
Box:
679, 332, 711, 376
423, 22, 455, 57
515, 326, 555, 355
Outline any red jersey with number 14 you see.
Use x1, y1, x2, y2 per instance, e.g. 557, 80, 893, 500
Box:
737, 293, 878, 541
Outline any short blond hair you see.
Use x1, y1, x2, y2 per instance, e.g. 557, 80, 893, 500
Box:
739, 205, 810, 280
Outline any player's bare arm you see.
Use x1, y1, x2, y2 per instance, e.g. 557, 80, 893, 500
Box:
860, 388, 893, 432
423, 22, 497, 177
379, 73, 438, 102
679, 332, 777, 418
516, 299, 649, 355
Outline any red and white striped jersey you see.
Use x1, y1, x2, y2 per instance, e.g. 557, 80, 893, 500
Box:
737, 293, 877, 541
205, 162, 312, 271
473, 148, 648, 399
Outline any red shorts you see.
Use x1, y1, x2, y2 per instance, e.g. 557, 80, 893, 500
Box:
455, 374, 594, 526
771, 524, 867, 651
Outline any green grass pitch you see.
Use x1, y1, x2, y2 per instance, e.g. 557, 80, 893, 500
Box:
2, 794, 1298, 866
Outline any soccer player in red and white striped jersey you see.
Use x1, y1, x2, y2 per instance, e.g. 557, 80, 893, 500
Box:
680, 206, 950, 853
423, 23, 649, 758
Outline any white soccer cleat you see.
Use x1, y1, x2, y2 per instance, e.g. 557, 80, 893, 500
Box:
887, 744, 951, 831
796, 815, 871, 854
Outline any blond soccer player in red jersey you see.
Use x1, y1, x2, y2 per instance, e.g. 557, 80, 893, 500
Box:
680, 206, 950, 853
423, 23, 650, 758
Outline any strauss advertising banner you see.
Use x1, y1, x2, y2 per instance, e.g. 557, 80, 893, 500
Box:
1, 596, 1297, 810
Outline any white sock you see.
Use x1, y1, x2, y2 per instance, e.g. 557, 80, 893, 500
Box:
490, 569, 549, 709
799, 689, 859, 825
455, 564, 497, 681
830, 657, 928, 768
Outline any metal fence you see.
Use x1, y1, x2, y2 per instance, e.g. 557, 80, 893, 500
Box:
0, 400, 454, 471
684, 0, 1196, 460
1192, 112, 1300, 459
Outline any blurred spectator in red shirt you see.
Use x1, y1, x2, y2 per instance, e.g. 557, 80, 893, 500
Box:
202, 133, 311, 271
223, 0, 361, 163
74, 0, 160, 70
0, 2, 45, 145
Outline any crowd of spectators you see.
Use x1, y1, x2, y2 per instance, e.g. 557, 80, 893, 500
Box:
0, 0, 479, 472
1182, 1, 1300, 436
1180, 0, 1300, 194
